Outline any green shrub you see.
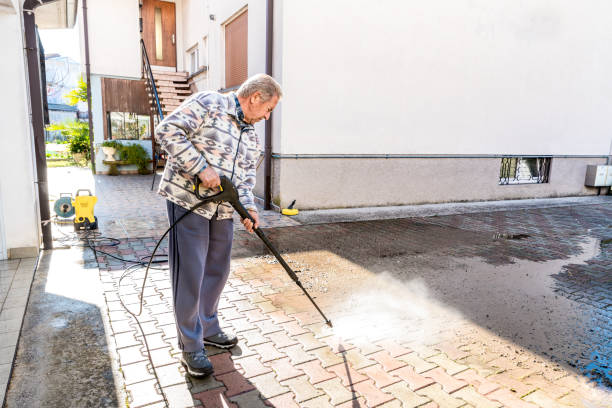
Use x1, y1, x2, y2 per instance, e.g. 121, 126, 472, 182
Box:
116, 143, 150, 174
46, 120, 90, 158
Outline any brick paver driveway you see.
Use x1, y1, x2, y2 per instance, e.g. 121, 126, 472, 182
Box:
90, 173, 611, 407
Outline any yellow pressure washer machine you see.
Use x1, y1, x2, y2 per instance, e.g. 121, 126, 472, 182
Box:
73, 189, 98, 231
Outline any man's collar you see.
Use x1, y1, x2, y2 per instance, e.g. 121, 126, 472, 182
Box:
231, 93, 250, 127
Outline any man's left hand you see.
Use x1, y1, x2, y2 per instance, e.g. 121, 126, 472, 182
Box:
242, 210, 260, 233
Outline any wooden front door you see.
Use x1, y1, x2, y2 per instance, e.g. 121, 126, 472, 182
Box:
142, 0, 176, 68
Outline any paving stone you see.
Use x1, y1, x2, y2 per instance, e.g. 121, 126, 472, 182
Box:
154, 363, 187, 387
453, 386, 502, 408
313, 348, 345, 368
316, 377, 356, 405
326, 363, 369, 387
228, 317, 257, 333
232, 299, 259, 312
375, 340, 412, 358
294, 332, 327, 352
280, 320, 309, 336
209, 352, 238, 375
187, 375, 224, 394
244, 308, 270, 323
281, 375, 325, 403
487, 372, 537, 397
251, 372, 291, 399
241, 329, 271, 347
350, 339, 383, 356
415, 383, 466, 408
421, 367, 468, 393
246, 292, 268, 304
321, 336, 354, 354
433, 341, 471, 361
118, 345, 148, 365
404, 343, 440, 359
359, 365, 402, 388
215, 371, 255, 397
149, 347, 177, 367
252, 342, 286, 363
229, 342, 258, 360
427, 354, 469, 376
266, 310, 294, 324
265, 331, 299, 349
397, 352, 438, 374
522, 389, 566, 408
522, 373, 569, 399
219, 307, 243, 321
486, 388, 539, 408
121, 360, 154, 385
266, 357, 304, 381
303, 322, 334, 339
388, 366, 435, 391
454, 369, 500, 395
283, 344, 317, 365
352, 380, 395, 407
163, 382, 200, 407
264, 392, 300, 408
254, 319, 285, 335
290, 312, 323, 326
382, 382, 431, 407
236, 355, 273, 378
370, 351, 407, 372
136, 332, 172, 351
230, 389, 269, 408
300, 395, 333, 408
295, 360, 336, 384
127, 379, 164, 407
193, 387, 236, 408
336, 397, 368, 408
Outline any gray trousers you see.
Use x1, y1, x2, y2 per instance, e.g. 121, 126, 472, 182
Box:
167, 201, 233, 352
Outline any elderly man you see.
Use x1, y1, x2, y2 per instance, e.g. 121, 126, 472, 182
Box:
155, 74, 282, 377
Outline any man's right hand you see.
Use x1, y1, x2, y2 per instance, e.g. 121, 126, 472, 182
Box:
198, 166, 221, 189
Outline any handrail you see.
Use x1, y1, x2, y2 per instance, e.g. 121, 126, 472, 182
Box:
141, 39, 165, 190
141, 39, 164, 121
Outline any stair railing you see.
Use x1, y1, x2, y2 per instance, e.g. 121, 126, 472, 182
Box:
141, 39, 165, 190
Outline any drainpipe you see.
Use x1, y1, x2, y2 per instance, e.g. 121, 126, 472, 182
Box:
83, 0, 96, 173
23, 1, 53, 250
264, 0, 273, 210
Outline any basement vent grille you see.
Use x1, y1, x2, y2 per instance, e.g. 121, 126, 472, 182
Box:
499, 157, 551, 185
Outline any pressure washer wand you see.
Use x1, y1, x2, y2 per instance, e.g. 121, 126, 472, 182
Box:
195, 176, 333, 327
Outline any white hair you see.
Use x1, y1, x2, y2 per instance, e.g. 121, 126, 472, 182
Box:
237, 74, 283, 102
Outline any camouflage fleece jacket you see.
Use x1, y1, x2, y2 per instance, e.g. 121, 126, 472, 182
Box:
154, 91, 260, 220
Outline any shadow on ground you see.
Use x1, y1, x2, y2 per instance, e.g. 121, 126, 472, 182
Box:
232, 203, 612, 389
4, 248, 123, 407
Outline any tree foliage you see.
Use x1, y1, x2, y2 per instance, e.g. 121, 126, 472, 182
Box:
64, 76, 88, 106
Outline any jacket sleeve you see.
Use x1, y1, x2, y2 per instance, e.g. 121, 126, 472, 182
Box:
236, 134, 261, 212
154, 98, 208, 177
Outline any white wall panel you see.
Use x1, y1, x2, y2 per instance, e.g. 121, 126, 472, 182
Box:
280, 0, 612, 156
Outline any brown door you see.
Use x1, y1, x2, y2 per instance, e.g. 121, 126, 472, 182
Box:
142, 0, 176, 68
225, 10, 248, 88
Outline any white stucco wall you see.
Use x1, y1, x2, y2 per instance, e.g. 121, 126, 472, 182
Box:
78, 0, 141, 78
0, 10, 42, 258
279, 0, 612, 156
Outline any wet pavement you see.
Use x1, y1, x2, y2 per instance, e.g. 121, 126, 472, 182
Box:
5, 168, 612, 407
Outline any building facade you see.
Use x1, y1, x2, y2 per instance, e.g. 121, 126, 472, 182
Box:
80, 0, 612, 208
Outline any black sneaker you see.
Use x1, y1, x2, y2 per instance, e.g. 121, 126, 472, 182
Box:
204, 331, 238, 349
180, 349, 214, 377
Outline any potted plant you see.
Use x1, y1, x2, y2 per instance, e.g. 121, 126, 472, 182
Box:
101, 140, 121, 161
67, 124, 90, 164
118, 143, 151, 174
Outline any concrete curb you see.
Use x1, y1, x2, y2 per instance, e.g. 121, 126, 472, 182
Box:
294, 195, 612, 225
